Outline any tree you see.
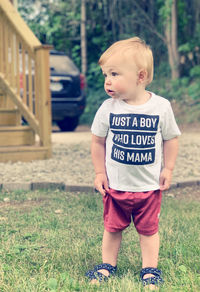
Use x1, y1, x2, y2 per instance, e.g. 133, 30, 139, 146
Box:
17, 0, 199, 81
81, 0, 87, 75
164, 0, 180, 79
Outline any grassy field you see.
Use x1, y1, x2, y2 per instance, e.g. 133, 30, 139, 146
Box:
0, 187, 199, 292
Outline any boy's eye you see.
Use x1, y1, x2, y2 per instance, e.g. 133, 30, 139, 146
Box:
111, 72, 118, 76
102, 72, 118, 78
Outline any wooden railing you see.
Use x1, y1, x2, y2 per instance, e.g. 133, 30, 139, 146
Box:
0, 0, 51, 150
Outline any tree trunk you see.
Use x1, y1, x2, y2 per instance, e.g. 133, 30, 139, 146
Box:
165, 0, 180, 79
111, 0, 117, 41
81, 0, 87, 76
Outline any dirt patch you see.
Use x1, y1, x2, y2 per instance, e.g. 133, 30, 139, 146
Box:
165, 185, 200, 201
179, 123, 200, 133
0, 186, 199, 215
51, 130, 91, 145
0, 197, 48, 211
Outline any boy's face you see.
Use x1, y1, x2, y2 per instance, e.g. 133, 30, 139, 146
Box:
100, 54, 141, 102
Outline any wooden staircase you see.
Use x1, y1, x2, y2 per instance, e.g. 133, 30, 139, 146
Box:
0, 0, 52, 162
0, 104, 51, 162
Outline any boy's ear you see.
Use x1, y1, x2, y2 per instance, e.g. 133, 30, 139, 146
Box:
137, 69, 148, 84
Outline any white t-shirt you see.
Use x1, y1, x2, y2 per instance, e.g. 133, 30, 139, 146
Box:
91, 93, 181, 192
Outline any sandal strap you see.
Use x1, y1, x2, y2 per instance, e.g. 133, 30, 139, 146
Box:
93, 263, 117, 274
85, 263, 117, 282
140, 267, 164, 286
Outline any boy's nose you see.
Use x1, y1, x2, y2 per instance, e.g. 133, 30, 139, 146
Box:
105, 77, 111, 85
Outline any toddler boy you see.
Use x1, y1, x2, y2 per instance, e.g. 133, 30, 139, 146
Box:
86, 37, 181, 290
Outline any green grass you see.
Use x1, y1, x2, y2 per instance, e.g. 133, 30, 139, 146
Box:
0, 189, 199, 291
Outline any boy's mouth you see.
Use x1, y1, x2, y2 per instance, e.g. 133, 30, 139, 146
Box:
107, 89, 114, 94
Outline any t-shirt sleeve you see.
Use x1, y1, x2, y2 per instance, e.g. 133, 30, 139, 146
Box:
161, 101, 181, 140
91, 100, 110, 137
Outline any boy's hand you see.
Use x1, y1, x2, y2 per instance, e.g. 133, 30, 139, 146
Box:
94, 173, 109, 196
159, 168, 173, 191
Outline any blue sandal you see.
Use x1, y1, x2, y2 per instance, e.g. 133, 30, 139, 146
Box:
140, 267, 164, 287
85, 263, 117, 282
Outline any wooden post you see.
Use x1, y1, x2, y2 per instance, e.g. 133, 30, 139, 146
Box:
35, 45, 52, 155
9, 0, 18, 9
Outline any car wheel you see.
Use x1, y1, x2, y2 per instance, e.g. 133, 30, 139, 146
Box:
57, 116, 79, 132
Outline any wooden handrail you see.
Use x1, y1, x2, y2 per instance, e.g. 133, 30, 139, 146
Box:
0, 0, 41, 51
0, 0, 52, 150
0, 72, 40, 134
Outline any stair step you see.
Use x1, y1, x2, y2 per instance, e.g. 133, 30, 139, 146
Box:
0, 145, 51, 162
0, 108, 20, 126
0, 126, 35, 146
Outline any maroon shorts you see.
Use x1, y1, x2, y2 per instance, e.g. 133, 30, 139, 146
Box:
103, 188, 162, 235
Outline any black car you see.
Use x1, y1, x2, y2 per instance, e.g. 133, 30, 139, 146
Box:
50, 50, 86, 131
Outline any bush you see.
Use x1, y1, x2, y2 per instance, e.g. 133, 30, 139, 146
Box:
80, 61, 108, 125
148, 77, 200, 104
81, 62, 200, 125
80, 87, 108, 125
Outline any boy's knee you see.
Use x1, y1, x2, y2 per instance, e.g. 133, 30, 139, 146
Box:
104, 229, 122, 235
139, 232, 159, 240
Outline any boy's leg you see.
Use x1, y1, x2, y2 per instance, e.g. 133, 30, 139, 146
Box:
139, 232, 159, 268
90, 229, 122, 283
139, 232, 160, 290
102, 229, 122, 267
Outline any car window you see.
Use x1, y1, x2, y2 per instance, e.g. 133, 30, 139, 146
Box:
50, 55, 79, 75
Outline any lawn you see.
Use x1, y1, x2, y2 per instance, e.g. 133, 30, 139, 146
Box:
0, 187, 199, 291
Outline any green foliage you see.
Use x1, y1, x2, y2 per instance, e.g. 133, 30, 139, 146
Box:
17, 0, 200, 125
159, 0, 173, 21
80, 87, 107, 125
80, 62, 106, 125
149, 76, 200, 104
87, 62, 104, 88
190, 66, 200, 78
187, 82, 200, 101
179, 43, 192, 53
71, 45, 81, 69
17, 0, 200, 73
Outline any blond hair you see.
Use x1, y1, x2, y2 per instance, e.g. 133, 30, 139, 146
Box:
98, 37, 154, 85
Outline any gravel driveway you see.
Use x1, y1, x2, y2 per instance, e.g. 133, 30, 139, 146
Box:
0, 126, 199, 187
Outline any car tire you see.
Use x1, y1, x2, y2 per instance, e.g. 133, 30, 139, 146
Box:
57, 116, 79, 132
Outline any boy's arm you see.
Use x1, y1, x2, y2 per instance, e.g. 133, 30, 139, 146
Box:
91, 134, 109, 196
159, 137, 179, 191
